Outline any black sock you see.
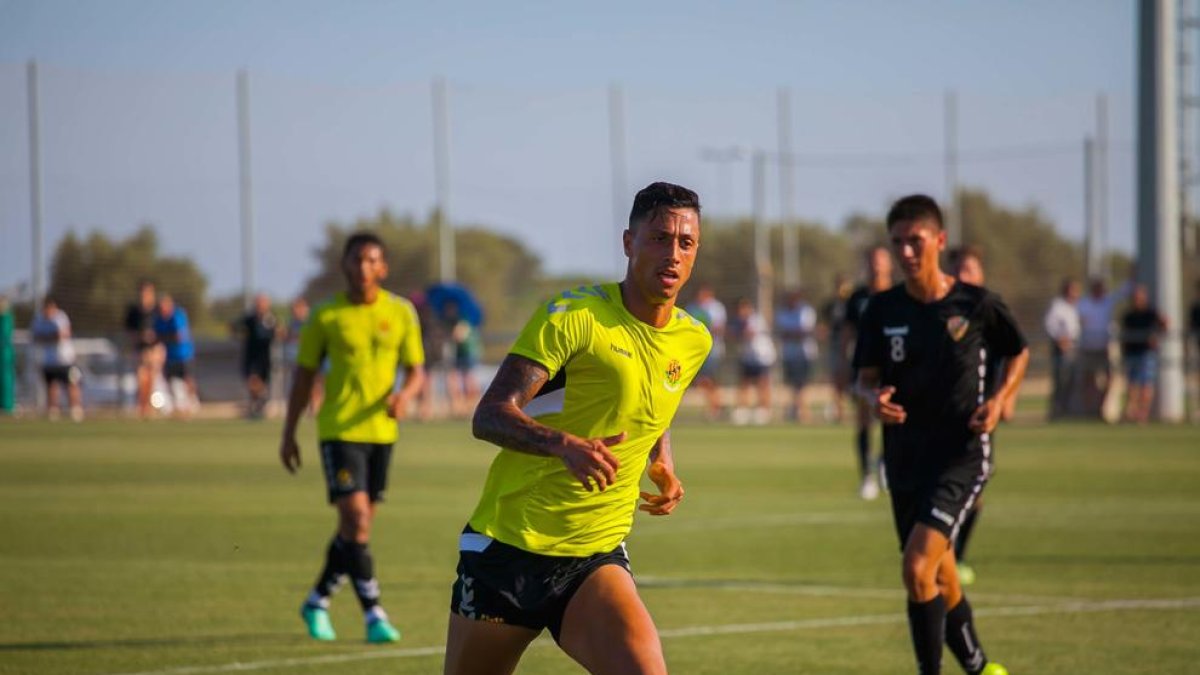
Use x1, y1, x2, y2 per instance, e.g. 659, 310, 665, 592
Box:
343, 540, 381, 613
856, 429, 870, 478
312, 536, 348, 601
907, 595, 946, 675
955, 507, 980, 562
945, 597, 988, 674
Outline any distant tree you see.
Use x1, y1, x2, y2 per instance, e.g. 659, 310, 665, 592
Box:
45, 226, 209, 334
300, 209, 545, 334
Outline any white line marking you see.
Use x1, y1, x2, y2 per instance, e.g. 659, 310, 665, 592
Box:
635, 576, 1088, 604
105, 596, 1200, 675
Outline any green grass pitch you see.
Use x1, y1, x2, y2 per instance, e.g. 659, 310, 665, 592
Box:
1, 418, 1198, 674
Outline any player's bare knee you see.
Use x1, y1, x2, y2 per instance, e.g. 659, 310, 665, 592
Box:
902, 554, 937, 595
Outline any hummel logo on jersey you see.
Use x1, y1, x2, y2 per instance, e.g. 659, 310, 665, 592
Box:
883, 325, 909, 337
946, 316, 970, 341
610, 344, 633, 358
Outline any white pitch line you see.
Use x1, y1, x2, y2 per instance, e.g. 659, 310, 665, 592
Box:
635, 576, 1088, 605
105, 596, 1200, 675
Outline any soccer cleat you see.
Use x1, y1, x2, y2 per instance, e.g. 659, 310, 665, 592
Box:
366, 617, 401, 643
979, 663, 1008, 675
859, 476, 879, 501
958, 563, 977, 586
301, 604, 337, 641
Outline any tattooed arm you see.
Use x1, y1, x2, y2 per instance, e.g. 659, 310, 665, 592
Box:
472, 354, 625, 492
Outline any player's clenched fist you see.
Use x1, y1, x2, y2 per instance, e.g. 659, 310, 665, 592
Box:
873, 385, 908, 425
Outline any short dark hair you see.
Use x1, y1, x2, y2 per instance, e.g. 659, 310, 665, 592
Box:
886, 194, 943, 231
343, 231, 387, 259
948, 244, 983, 267
628, 182, 701, 230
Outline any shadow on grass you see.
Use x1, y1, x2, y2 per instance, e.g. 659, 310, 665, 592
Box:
0, 632, 303, 652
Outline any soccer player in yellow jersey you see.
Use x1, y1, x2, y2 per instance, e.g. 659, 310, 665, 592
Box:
443, 183, 711, 675
279, 232, 426, 643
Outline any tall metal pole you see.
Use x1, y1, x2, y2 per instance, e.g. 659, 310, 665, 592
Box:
432, 77, 454, 282
751, 149, 771, 324
1096, 93, 1110, 278
236, 69, 255, 309
777, 88, 799, 289
944, 89, 960, 247
1084, 136, 1098, 278
777, 86, 796, 285
608, 83, 628, 276
1137, 0, 1184, 421
27, 60, 44, 304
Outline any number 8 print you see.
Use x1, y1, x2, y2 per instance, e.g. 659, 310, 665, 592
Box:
890, 335, 905, 362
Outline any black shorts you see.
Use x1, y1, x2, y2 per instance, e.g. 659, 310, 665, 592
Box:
242, 357, 271, 382
319, 441, 393, 503
449, 526, 632, 643
783, 357, 811, 388
889, 460, 989, 549
164, 360, 192, 381
42, 365, 78, 387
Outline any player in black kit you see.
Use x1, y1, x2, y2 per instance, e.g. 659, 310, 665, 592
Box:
841, 246, 894, 500
854, 195, 1027, 675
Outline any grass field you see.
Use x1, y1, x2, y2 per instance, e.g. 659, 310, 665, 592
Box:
1, 418, 1199, 674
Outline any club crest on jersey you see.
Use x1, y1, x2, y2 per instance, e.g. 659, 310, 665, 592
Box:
664, 359, 683, 392
946, 316, 970, 342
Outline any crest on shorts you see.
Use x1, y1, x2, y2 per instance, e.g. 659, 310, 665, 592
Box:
946, 316, 970, 342
664, 359, 683, 392
336, 468, 354, 488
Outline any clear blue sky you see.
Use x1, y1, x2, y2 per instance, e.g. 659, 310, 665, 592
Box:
0, 0, 1135, 299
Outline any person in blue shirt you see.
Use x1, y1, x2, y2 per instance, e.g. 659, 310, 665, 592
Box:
154, 294, 198, 414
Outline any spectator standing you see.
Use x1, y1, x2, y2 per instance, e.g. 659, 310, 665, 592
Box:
31, 297, 82, 421
443, 299, 482, 418
125, 280, 161, 417
238, 293, 279, 419
1044, 278, 1083, 419
686, 284, 728, 420
1077, 276, 1132, 418
284, 298, 319, 416
1120, 284, 1168, 424
776, 289, 818, 423
155, 294, 198, 415
731, 298, 775, 425
820, 274, 853, 423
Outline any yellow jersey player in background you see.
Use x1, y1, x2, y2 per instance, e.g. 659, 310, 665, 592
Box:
279, 232, 426, 643
443, 182, 711, 675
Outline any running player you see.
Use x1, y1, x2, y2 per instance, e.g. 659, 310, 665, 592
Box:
443, 182, 711, 675
855, 195, 1027, 675
279, 232, 426, 643
842, 246, 894, 499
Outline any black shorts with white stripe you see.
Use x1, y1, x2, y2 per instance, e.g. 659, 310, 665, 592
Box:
888, 450, 990, 548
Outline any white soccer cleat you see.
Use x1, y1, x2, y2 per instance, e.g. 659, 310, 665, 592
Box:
859, 476, 879, 501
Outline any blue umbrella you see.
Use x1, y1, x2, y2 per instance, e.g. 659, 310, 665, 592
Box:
426, 282, 484, 327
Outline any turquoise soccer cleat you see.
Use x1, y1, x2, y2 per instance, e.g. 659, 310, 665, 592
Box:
366, 617, 401, 643
980, 663, 1009, 675
300, 604, 337, 641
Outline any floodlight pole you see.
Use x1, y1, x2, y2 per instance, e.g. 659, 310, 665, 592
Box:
944, 89, 960, 247
237, 69, 255, 309
752, 149, 772, 325
608, 84, 628, 276
1096, 93, 1111, 279
1137, 0, 1185, 421
433, 77, 454, 282
27, 60, 44, 305
1084, 136, 1099, 279
777, 88, 799, 289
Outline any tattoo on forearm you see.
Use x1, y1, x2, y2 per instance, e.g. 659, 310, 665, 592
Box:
472, 355, 570, 457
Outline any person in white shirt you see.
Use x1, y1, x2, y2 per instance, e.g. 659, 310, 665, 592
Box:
776, 289, 818, 423
1043, 278, 1082, 419
1076, 276, 1132, 418
31, 297, 82, 421
732, 298, 775, 425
